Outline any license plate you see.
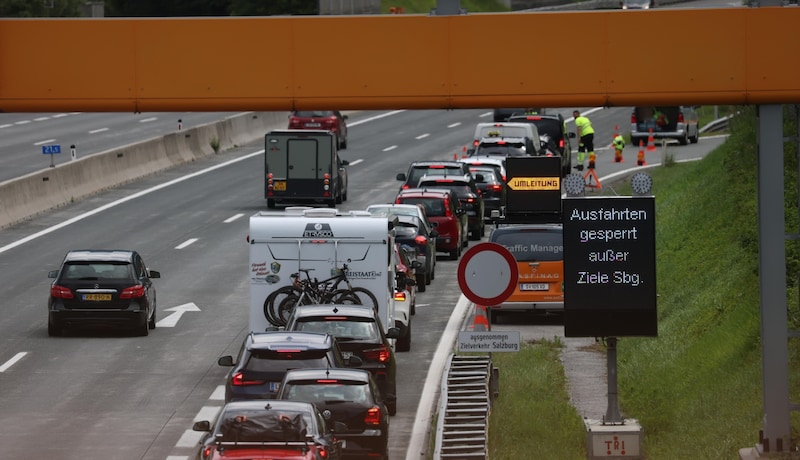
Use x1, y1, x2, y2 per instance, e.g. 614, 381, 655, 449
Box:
82, 294, 112, 301
269, 382, 281, 392
305, 122, 321, 128
467, 211, 477, 216
342, 351, 353, 359
273, 181, 286, 191
521, 283, 548, 291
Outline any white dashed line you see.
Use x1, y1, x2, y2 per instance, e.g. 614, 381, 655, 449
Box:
210, 385, 226, 401
447, 122, 461, 128
15, 120, 31, 125
140, 117, 158, 123
0, 124, 12, 129
34, 117, 50, 122
194, 406, 221, 423
416, 133, 430, 139
166, 456, 188, 460
383, 145, 398, 152
89, 128, 109, 134
175, 429, 204, 448
224, 213, 244, 223
479, 111, 492, 118
349, 159, 364, 166
175, 238, 198, 250
52, 113, 69, 118
34, 139, 56, 146
0, 352, 27, 372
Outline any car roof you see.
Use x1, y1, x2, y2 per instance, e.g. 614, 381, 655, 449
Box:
289, 304, 380, 320
222, 399, 316, 413
491, 224, 563, 235
459, 156, 505, 165
397, 188, 452, 197
247, 331, 334, 349
478, 136, 528, 145
283, 367, 372, 383
417, 174, 472, 184
408, 161, 465, 167
63, 250, 135, 262
509, 113, 564, 122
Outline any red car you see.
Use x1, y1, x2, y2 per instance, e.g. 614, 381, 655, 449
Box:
395, 188, 468, 260
287, 110, 348, 149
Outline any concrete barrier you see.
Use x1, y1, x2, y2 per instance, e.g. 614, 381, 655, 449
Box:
0, 111, 289, 229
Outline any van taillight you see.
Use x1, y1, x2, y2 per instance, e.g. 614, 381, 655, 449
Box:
50, 285, 74, 299
365, 407, 382, 425
677, 112, 684, 123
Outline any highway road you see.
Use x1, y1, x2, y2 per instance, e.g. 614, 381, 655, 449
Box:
0, 105, 730, 460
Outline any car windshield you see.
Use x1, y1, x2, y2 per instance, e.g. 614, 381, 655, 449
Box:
294, 318, 379, 341
293, 111, 335, 117
398, 197, 446, 217
283, 382, 370, 404
492, 230, 563, 262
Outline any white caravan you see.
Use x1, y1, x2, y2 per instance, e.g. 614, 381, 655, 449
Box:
248, 207, 398, 337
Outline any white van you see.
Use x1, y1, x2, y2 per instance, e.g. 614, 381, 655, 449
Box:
468, 122, 544, 156
248, 208, 401, 340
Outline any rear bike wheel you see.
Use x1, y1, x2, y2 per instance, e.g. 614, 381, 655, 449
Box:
332, 287, 379, 313
276, 294, 301, 326
263, 286, 300, 326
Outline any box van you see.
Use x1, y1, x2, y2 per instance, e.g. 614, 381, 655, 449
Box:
248, 208, 400, 339
487, 224, 564, 323
264, 130, 349, 209
629, 106, 700, 146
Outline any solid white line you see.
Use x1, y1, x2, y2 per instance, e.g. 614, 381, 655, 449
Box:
175, 238, 198, 250
348, 159, 364, 166
15, 120, 31, 125
34, 139, 56, 146
34, 117, 50, 122
383, 145, 398, 152
223, 213, 244, 223
89, 128, 109, 134
194, 406, 221, 423
405, 294, 471, 460
140, 117, 158, 123
0, 352, 27, 373
416, 133, 430, 140
175, 429, 204, 448
447, 122, 461, 128
165, 456, 188, 460
210, 385, 226, 401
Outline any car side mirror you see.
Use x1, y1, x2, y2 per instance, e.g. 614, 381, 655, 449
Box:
386, 327, 401, 339
147, 270, 161, 279
345, 355, 363, 367
474, 174, 484, 182
192, 420, 211, 432
341, 159, 349, 166
48, 270, 58, 278
343, 115, 349, 120
568, 132, 577, 138
430, 230, 439, 237
466, 148, 475, 156
396, 173, 406, 181
217, 355, 234, 367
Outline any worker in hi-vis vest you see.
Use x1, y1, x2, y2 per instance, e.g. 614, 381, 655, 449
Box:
612, 133, 625, 163
573, 110, 595, 171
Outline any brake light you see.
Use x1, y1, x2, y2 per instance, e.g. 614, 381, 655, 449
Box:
527, 116, 542, 120
289, 119, 301, 128
444, 198, 453, 217
318, 446, 329, 458
365, 406, 382, 425
414, 235, 427, 245
50, 285, 74, 299
559, 139, 565, 149
231, 372, 266, 386
203, 446, 213, 458
394, 291, 406, 302
363, 345, 390, 363
631, 113, 637, 123
316, 379, 338, 383
429, 165, 445, 169
466, 197, 475, 203
677, 112, 684, 123
435, 179, 454, 183
120, 285, 145, 299
473, 139, 479, 146
489, 184, 503, 192
502, 174, 506, 181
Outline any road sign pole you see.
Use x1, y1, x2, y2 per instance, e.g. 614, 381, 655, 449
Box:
604, 337, 623, 424
49, 153, 55, 168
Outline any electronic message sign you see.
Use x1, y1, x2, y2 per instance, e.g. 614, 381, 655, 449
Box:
505, 156, 561, 215
563, 196, 657, 337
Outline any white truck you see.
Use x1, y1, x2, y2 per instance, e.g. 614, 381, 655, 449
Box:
248, 207, 404, 341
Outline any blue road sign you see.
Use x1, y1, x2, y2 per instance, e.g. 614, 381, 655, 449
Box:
42, 145, 61, 154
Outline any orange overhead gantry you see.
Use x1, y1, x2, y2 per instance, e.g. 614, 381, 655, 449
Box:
0, 7, 799, 113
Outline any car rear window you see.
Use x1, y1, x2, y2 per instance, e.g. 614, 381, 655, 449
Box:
293, 317, 380, 341
474, 145, 527, 157
530, 119, 563, 139
393, 222, 419, 237
492, 229, 563, 262
293, 111, 335, 117
282, 381, 369, 404
63, 262, 131, 280
244, 349, 331, 371
408, 166, 463, 187
398, 197, 446, 217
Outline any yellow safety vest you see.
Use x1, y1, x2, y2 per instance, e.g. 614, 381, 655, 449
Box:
575, 116, 594, 136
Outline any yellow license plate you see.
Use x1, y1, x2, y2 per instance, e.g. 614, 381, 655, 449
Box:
273, 181, 286, 191
83, 294, 112, 301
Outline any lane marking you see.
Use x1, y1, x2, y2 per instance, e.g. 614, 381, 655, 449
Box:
194, 406, 221, 423
15, 120, 31, 125
349, 159, 364, 166
223, 213, 244, 223
383, 145, 398, 152
0, 352, 27, 372
210, 385, 225, 401
34, 139, 56, 146
34, 117, 50, 122
0, 124, 12, 129
447, 122, 461, 128
347, 110, 405, 127
175, 429, 203, 448
140, 117, 158, 123
156, 303, 201, 328
479, 111, 492, 118
52, 113, 68, 118
89, 128, 109, 134
415, 133, 430, 140
175, 238, 198, 249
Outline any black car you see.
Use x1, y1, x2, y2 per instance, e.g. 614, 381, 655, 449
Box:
396, 161, 472, 191
493, 107, 542, 122
218, 331, 361, 402
392, 214, 437, 289
467, 166, 506, 219
508, 113, 576, 176
277, 368, 390, 460
284, 304, 399, 416
47, 249, 160, 337
192, 399, 343, 460
417, 174, 486, 240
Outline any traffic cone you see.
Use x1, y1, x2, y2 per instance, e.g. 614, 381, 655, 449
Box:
588, 151, 596, 169
637, 140, 647, 166
646, 129, 657, 152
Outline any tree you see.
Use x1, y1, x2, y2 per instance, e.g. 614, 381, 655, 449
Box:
0, 0, 83, 17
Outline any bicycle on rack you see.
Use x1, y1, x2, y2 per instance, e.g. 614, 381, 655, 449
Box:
263, 263, 379, 326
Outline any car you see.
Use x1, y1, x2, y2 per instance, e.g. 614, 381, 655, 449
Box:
416, 174, 485, 240
47, 249, 161, 337
466, 166, 506, 220
284, 304, 400, 415
394, 243, 422, 315
395, 161, 472, 191
508, 113, 576, 176
288, 110, 349, 149
621, 0, 655, 9
458, 156, 507, 182
472, 135, 546, 159
277, 368, 390, 460
192, 399, 343, 460
395, 188, 469, 260
630, 106, 700, 146
217, 331, 361, 402
469, 122, 544, 154
390, 214, 437, 289
486, 224, 564, 324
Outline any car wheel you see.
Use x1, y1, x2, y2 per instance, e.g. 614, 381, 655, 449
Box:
148, 306, 156, 330
48, 320, 61, 337
411, 298, 416, 316
690, 127, 699, 144
397, 322, 411, 352
342, 187, 348, 202
137, 317, 149, 337
341, 137, 348, 149
416, 274, 426, 292
425, 271, 431, 286
469, 227, 480, 241
430, 265, 435, 281
480, 221, 486, 237
335, 191, 343, 204
679, 131, 689, 145
387, 401, 397, 416
267, 199, 276, 209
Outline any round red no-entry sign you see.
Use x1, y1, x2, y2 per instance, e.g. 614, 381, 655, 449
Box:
457, 242, 518, 306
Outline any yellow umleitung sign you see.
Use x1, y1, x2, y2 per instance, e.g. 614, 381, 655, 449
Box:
508, 176, 560, 191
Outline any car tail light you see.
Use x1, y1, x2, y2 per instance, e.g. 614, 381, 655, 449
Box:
502, 174, 506, 182
202, 446, 213, 459
231, 372, 266, 386
444, 198, 453, 217
489, 184, 503, 192
365, 406, 382, 425
363, 345, 390, 363
630, 113, 637, 124
559, 139, 565, 149
677, 112, 684, 123
414, 235, 427, 245
322, 118, 336, 128
466, 197, 475, 203
318, 446, 329, 458
288, 119, 301, 128
435, 179, 454, 183
120, 285, 145, 299
317, 379, 338, 383
473, 139, 479, 147
394, 291, 406, 302
527, 116, 542, 120
50, 285, 74, 299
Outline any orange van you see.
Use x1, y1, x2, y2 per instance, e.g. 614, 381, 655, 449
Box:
486, 224, 563, 323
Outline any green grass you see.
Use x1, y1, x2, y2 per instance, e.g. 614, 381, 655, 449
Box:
487, 105, 800, 458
